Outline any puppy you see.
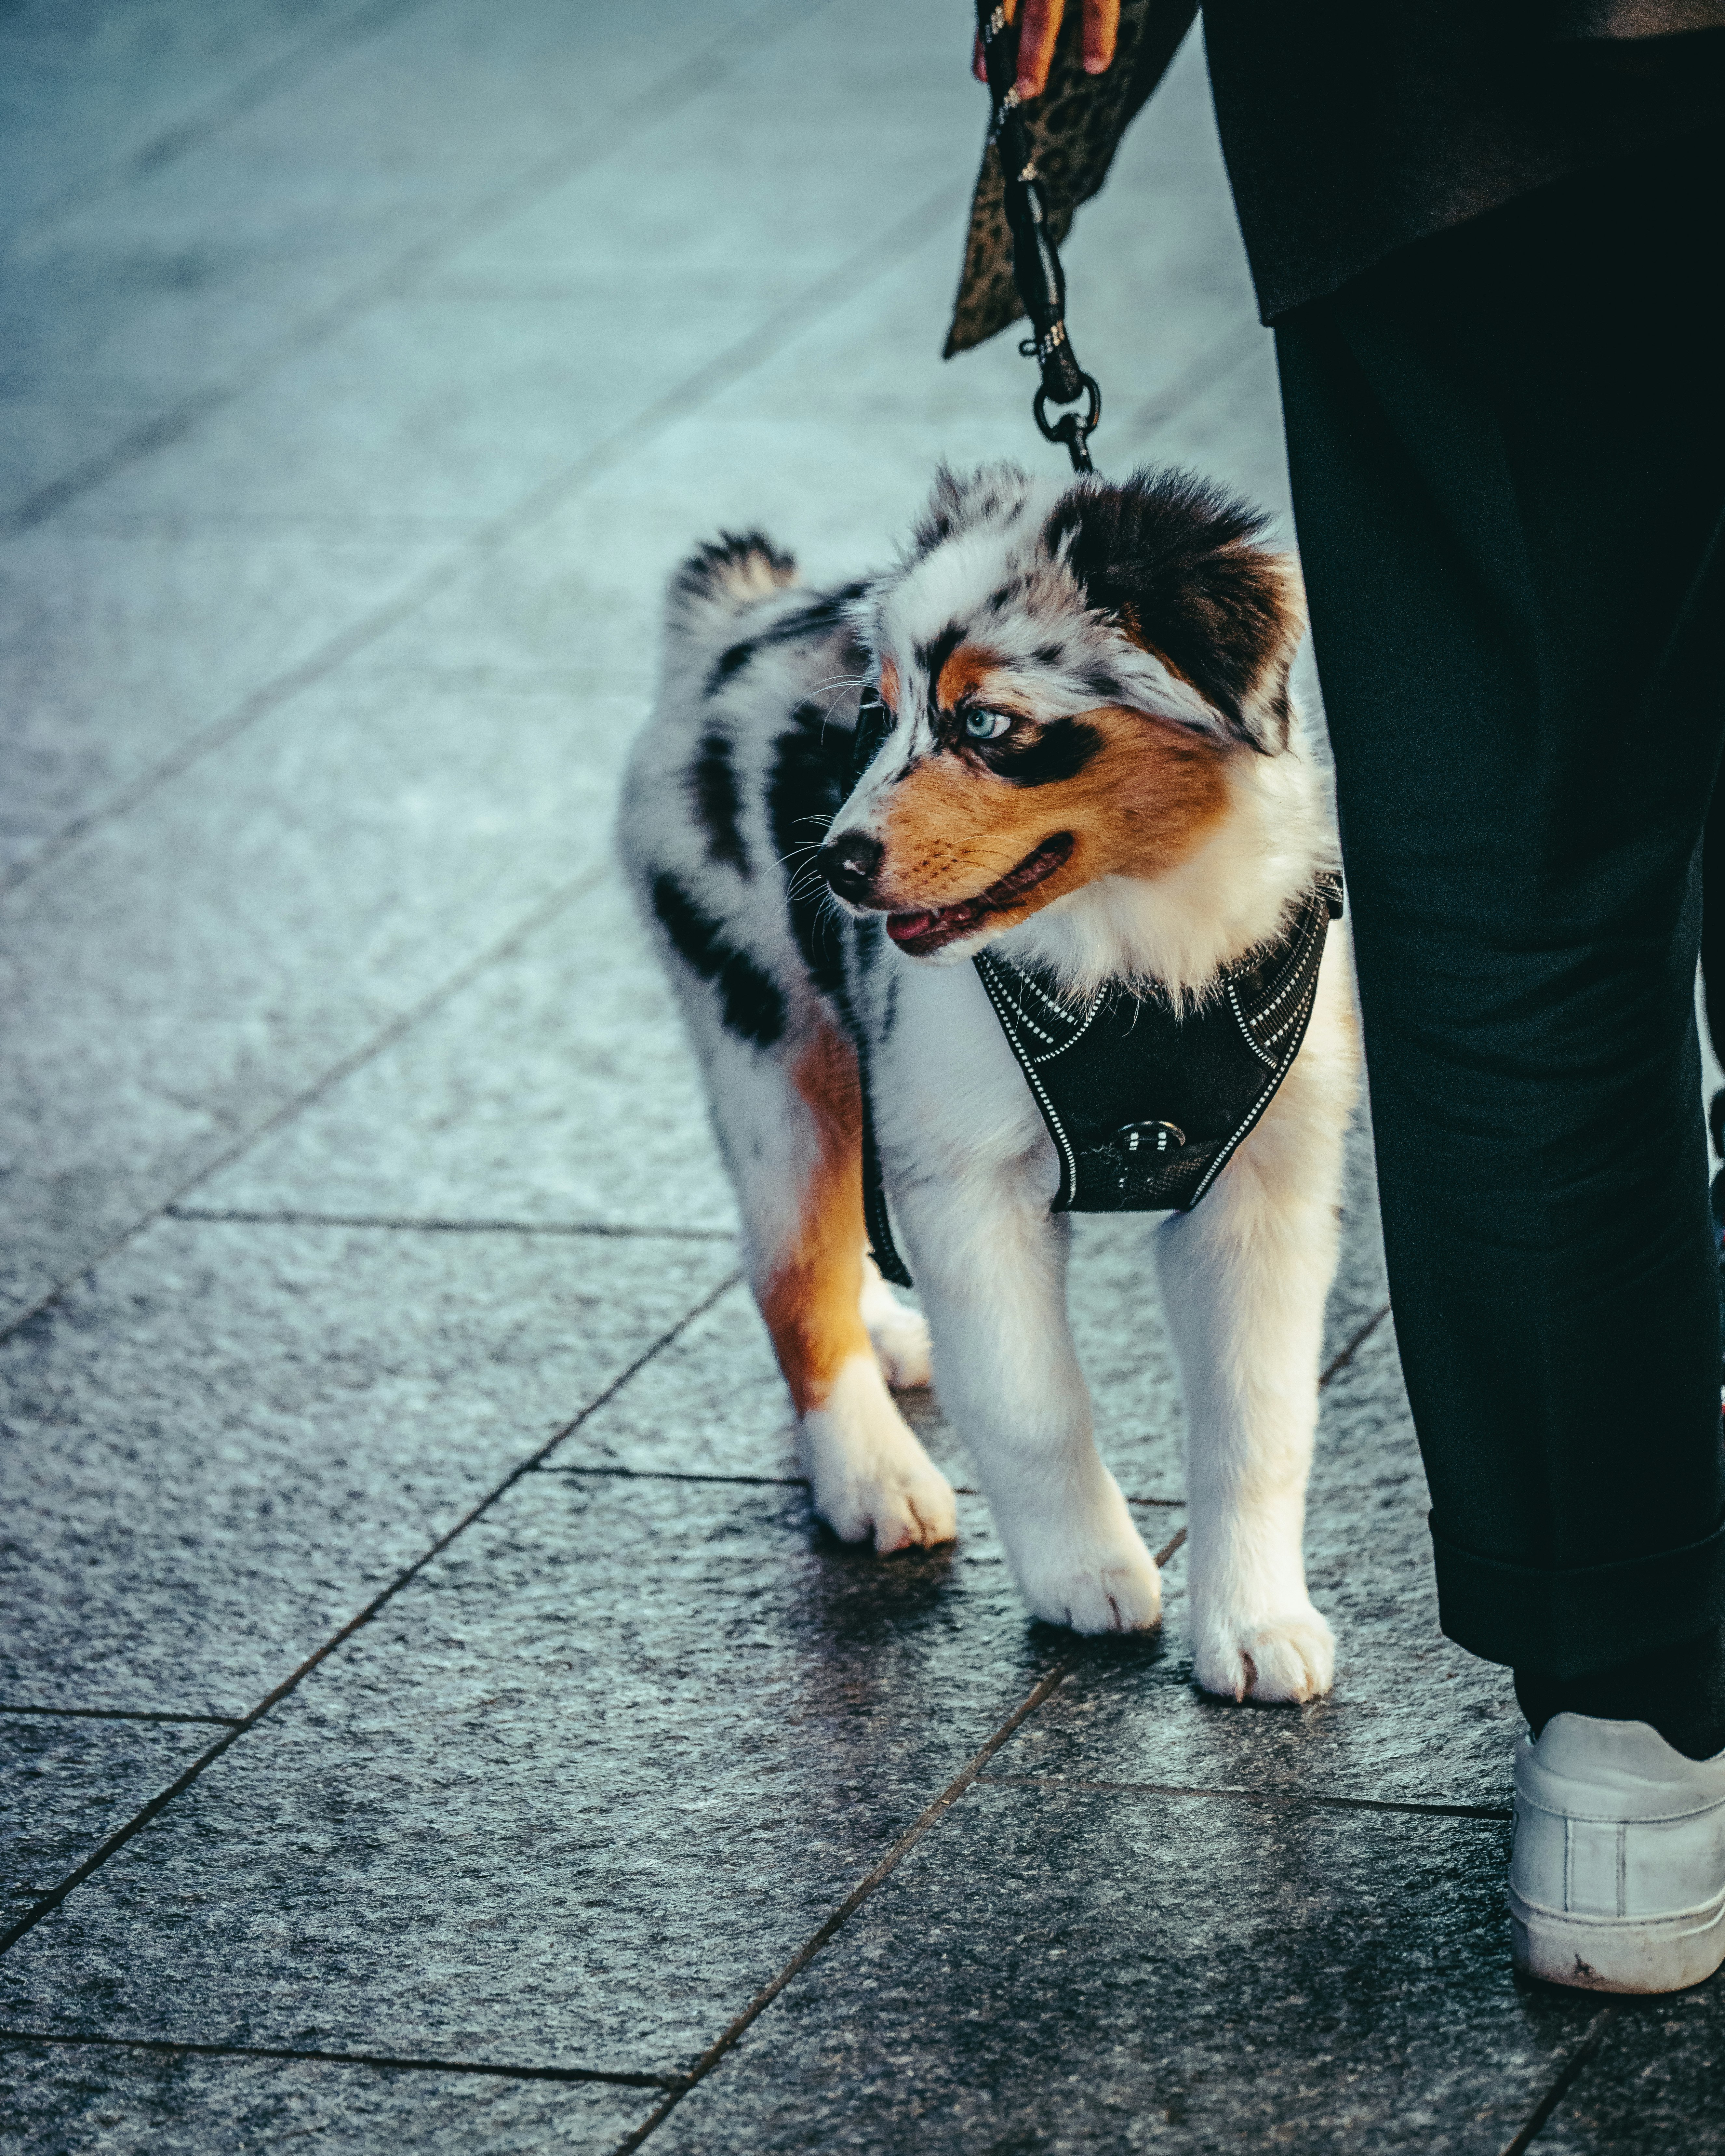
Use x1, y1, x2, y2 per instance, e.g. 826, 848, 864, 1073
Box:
619, 463, 1358, 1703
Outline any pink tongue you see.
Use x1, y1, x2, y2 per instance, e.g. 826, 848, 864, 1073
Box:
888, 901, 980, 946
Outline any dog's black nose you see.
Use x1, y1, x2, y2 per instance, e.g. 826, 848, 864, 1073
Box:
820, 832, 883, 904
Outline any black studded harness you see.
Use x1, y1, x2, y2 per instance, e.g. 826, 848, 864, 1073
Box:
860, 872, 1342, 1288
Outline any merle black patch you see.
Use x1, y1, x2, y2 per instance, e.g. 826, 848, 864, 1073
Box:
767, 716, 851, 1011
987, 716, 1103, 787
917, 622, 966, 703
1034, 643, 1064, 667
705, 640, 756, 698
650, 874, 786, 1049
689, 730, 749, 874
756, 582, 869, 652
788, 693, 850, 739
1044, 470, 1288, 749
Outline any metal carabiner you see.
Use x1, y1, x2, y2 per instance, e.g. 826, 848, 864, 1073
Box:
1033, 372, 1103, 473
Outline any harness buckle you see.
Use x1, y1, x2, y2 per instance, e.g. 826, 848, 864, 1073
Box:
1117, 1120, 1186, 1156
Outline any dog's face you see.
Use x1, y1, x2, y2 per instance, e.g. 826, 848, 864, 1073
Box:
819, 465, 1304, 959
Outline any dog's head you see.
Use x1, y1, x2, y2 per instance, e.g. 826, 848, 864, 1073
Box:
818, 463, 1304, 959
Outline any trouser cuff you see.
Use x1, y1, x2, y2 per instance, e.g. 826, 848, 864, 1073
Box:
1430, 1512, 1725, 1679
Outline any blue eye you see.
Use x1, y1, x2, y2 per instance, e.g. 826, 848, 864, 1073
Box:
965, 709, 1012, 741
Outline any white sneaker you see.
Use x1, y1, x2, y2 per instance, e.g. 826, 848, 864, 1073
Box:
1509, 1712, 1725, 1993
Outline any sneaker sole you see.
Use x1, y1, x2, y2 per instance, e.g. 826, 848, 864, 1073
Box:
1509, 1883, 1725, 1994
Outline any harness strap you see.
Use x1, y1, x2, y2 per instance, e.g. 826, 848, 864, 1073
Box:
858, 1044, 913, 1288
858, 873, 1343, 1289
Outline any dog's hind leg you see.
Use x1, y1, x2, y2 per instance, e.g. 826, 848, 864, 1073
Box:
709, 1017, 955, 1553
1155, 955, 1358, 1702
859, 1254, 932, 1389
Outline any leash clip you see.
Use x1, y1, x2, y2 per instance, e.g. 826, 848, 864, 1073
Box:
1034, 373, 1102, 473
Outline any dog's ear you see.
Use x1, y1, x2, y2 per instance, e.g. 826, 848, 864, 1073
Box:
1045, 471, 1306, 752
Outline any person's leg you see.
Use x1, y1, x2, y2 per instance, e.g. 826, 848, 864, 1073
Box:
1275, 127, 1725, 1734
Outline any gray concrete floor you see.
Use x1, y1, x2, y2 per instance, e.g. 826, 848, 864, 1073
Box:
0, 3, 1717, 2149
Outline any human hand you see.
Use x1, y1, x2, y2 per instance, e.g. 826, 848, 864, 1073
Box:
971, 0, 1121, 100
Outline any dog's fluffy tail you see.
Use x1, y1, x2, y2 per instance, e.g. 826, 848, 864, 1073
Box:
666, 531, 798, 644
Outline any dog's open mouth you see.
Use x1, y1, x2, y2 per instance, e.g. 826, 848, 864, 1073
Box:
885, 833, 1075, 956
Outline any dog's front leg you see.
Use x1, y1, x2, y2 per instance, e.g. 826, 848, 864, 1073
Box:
1154, 1005, 1353, 1701
897, 1171, 1163, 1636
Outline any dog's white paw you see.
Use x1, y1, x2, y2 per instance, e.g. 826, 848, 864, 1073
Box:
1025, 1547, 1164, 1634
801, 1356, 956, 1555
859, 1270, 932, 1390
1191, 1602, 1335, 1704
1001, 1480, 1163, 1635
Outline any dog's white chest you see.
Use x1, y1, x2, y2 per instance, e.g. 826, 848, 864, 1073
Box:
872, 955, 1058, 1205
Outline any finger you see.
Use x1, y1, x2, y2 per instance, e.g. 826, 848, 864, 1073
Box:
1082, 0, 1119, 74
1015, 0, 1064, 100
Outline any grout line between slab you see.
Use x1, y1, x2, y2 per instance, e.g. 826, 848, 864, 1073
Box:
1497, 2004, 1621, 2156
533, 1460, 1187, 1510
0, 1263, 740, 1961
0, 167, 964, 904
975, 1773, 1512, 1823
0, 1706, 241, 1728
165, 1208, 738, 1242
1320, 1300, 1390, 1387
0, 860, 604, 1350
0, 0, 837, 551
0, 0, 437, 252
611, 1524, 1188, 2154
0, 2028, 681, 2091
601, 1288, 1387, 2148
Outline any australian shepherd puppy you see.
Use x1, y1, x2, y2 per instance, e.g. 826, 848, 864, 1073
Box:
619, 462, 1358, 1704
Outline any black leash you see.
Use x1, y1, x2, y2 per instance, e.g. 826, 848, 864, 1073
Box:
975, 1, 1102, 473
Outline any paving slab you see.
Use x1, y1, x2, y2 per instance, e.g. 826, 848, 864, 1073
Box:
332, 34, 1274, 709
0, 0, 379, 238
0, 1714, 217, 1914
649, 1776, 1596, 2156
999, 1324, 1518, 1812
198, 867, 739, 1237
555, 1127, 1383, 1505
2, 0, 796, 410
56, 0, 977, 533
0, 674, 625, 1321
0, 2039, 653, 2156
0, 1473, 1092, 2075
0, 525, 453, 883
0, 1217, 733, 1716
1534, 1990, 1724, 2156
553, 1220, 1188, 1505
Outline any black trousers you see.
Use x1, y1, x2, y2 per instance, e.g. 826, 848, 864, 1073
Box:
1276, 126, 1725, 1680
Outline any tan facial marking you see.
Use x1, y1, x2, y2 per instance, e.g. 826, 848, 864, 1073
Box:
871, 707, 1227, 928
757, 1021, 873, 1415
935, 642, 1007, 712
877, 658, 900, 711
